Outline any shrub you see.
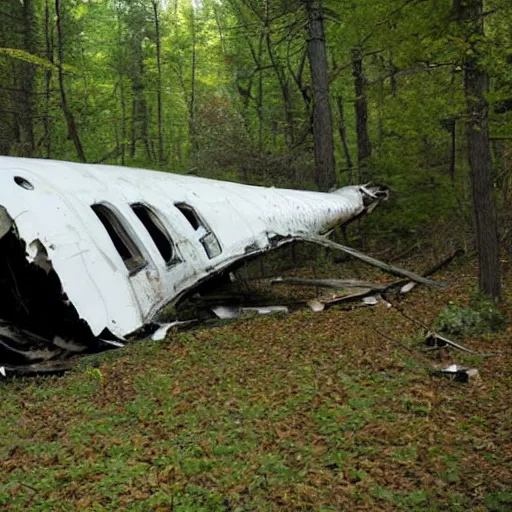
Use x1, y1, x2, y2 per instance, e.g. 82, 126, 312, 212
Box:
433, 293, 506, 337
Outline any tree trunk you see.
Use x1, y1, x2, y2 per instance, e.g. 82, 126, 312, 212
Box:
265, 31, 296, 147
335, 94, 353, 176
352, 48, 372, 180
303, 0, 336, 191
19, 0, 36, 156
55, 0, 86, 162
189, 4, 198, 164
129, 37, 151, 161
119, 77, 127, 166
257, 34, 264, 151
152, 0, 165, 164
460, 0, 501, 299
43, 0, 53, 158
115, 8, 127, 166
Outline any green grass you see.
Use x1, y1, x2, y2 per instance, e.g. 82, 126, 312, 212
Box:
1, 263, 512, 511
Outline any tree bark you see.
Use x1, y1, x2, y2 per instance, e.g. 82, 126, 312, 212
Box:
189, 4, 198, 164
129, 38, 151, 161
152, 0, 165, 164
43, 0, 53, 158
265, 30, 296, 147
55, 0, 86, 162
115, 7, 127, 166
19, 0, 36, 156
352, 48, 372, 180
335, 94, 353, 175
460, 0, 501, 299
303, 0, 336, 191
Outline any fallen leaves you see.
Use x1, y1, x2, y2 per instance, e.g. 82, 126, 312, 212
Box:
1, 257, 512, 510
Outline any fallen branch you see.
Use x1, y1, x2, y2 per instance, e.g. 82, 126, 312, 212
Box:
394, 306, 498, 357
374, 329, 482, 382
373, 327, 435, 372
271, 277, 387, 292
322, 289, 376, 308
426, 332, 497, 358
298, 236, 446, 288
388, 248, 465, 296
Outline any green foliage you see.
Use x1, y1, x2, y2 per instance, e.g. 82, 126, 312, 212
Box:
0, 0, 511, 251
484, 491, 512, 512
433, 293, 507, 337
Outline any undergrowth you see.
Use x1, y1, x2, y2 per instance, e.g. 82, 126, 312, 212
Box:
433, 292, 507, 338
1, 259, 511, 511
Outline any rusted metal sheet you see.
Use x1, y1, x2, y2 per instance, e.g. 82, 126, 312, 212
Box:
0, 157, 386, 369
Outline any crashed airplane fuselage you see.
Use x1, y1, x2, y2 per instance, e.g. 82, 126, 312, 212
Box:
0, 156, 385, 368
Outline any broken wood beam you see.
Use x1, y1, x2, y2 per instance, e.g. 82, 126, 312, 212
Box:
270, 277, 387, 291
318, 290, 378, 310
425, 332, 497, 358
390, 248, 465, 295
298, 236, 446, 288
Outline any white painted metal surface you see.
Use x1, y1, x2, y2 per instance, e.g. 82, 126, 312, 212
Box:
0, 157, 378, 339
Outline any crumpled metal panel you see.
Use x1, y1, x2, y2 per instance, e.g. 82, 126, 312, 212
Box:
0, 157, 379, 339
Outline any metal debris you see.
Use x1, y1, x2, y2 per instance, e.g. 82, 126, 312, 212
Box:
212, 305, 289, 320
433, 364, 480, 383
151, 321, 198, 341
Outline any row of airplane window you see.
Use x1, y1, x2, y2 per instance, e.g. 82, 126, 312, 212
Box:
91, 202, 222, 274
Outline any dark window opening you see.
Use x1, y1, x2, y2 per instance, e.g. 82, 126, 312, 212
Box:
175, 203, 201, 230
131, 203, 174, 264
14, 176, 34, 190
91, 204, 146, 273
174, 202, 222, 259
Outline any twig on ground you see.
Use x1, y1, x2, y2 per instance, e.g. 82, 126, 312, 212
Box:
373, 327, 435, 372
393, 305, 498, 357
19, 482, 38, 493
382, 248, 465, 297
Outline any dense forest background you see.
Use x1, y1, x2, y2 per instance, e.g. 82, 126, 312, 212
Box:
1, 0, 512, 295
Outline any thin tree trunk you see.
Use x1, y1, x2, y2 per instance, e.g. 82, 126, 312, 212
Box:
213, 3, 226, 56
460, 0, 501, 299
352, 48, 372, 180
119, 77, 127, 166
303, 0, 336, 191
257, 34, 264, 151
55, 0, 86, 162
20, 0, 36, 156
130, 38, 151, 161
115, 8, 126, 166
130, 95, 137, 158
265, 31, 296, 147
390, 55, 397, 97
189, 4, 198, 164
450, 119, 456, 183
43, 0, 53, 158
335, 94, 353, 175
152, 0, 165, 164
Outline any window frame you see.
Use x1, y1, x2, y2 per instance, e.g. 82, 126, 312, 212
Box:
91, 203, 147, 275
174, 202, 222, 259
130, 202, 178, 266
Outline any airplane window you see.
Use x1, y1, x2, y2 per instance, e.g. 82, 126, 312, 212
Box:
131, 203, 175, 264
175, 203, 222, 259
91, 204, 146, 273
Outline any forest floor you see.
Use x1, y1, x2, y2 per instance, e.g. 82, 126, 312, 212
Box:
1, 254, 512, 511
